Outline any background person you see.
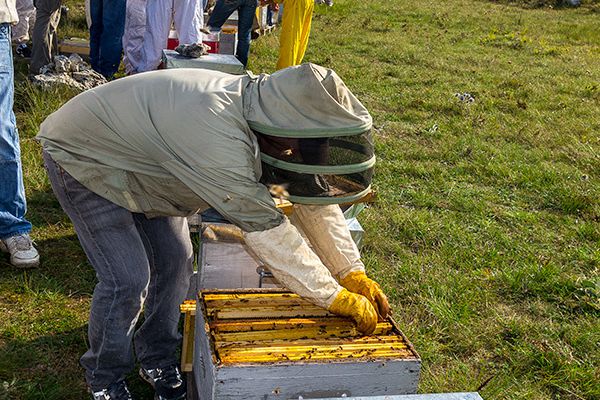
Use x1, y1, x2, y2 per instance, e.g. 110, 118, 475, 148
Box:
29, 0, 60, 75
0, 1, 40, 268
140, 0, 204, 71
207, 0, 258, 67
122, 0, 146, 75
89, 0, 126, 79
12, 0, 35, 57
272, 0, 313, 69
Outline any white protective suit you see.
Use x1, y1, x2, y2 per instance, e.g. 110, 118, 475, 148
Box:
37, 63, 372, 310
122, 0, 146, 74
141, 0, 204, 71
12, 0, 35, 44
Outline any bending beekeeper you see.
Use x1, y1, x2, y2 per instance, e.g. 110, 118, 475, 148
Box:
37, 63, 389, 400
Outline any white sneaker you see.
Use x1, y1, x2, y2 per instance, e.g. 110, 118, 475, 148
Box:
0, 234, 40, 268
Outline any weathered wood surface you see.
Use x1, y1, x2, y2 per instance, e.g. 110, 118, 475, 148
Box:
213, 360, 420, 399
193, 289, 421, 399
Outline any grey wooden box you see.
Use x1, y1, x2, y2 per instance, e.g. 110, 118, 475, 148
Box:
192, 289, 421, 400
162, 50, 245, 75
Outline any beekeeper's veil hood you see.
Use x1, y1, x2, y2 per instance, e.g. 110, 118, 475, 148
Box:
244, 63, 375, 204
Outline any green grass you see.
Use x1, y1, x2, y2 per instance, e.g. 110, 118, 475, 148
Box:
2, 0, 599, 399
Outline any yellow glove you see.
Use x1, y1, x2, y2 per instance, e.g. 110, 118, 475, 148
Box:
340, 271, 390, 320
328, 289, 378, 335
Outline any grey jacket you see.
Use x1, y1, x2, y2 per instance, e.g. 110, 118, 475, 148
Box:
0, 0, 18, 24
37, 64, 371, 232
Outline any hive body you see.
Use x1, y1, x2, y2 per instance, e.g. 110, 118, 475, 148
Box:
193, 289, 421, 399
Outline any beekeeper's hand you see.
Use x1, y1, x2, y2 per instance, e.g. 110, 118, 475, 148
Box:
328, 289, 378, 335
340, 271, 390, 320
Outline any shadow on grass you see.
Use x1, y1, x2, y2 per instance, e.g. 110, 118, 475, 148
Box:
0, 326, 89, 400
0, 326, 156, 400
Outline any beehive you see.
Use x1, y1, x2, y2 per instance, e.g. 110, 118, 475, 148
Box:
193, 289, 420, 399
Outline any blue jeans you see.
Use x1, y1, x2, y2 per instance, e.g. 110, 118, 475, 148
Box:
90, 0, 126, 79
0, 24, 31, 240
208, 0, 258, 67
43, 151, 194, 390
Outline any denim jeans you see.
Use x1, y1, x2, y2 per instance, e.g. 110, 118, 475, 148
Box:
208, 0, 258, 67
42, 150, 194, 390
0, 24, 32, 240
90, 0, 126, 79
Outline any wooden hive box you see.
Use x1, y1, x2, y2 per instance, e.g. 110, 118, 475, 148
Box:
193, 289, 421, 399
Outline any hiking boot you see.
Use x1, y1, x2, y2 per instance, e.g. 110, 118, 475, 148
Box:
139, 364, 186, 400
0, 234, 39, 268
91, 380, 134, 400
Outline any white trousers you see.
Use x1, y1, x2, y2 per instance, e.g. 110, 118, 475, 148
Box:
123, 0, 146, 74
140, 0, 204, 71
12, 0, 36, 44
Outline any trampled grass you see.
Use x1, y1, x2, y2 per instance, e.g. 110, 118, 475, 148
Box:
1, 0, 599, 399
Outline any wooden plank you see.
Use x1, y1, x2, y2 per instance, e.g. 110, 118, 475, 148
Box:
214, 360, 420, 399
180, 299, 196, 315
216, 335, 408, 348
205, 295, 312, 309
211, 317, 391, 333
213, 322, 393, 341
203, 291, 302, 301
219, 349, 414, 364
217, 336, 413, 363
59, 39, 90, 56
203, 291, 333, 319
207, 305, 333, 320
180, 313, 195, 372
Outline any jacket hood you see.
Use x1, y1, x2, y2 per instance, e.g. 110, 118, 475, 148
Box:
243, 63, 372, 138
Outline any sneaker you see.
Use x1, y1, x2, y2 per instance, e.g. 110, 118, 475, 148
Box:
91, 380, 134, 400
15, 43, 32, 58
0, 234, 39, 268
139, 364, 186, 400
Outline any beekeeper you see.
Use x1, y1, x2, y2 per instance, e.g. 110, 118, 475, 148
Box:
270, 0, 314, 69
140, 0, 204, 72
37, 63, 389, 399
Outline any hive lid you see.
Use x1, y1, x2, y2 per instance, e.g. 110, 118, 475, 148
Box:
199, 288, 420, 366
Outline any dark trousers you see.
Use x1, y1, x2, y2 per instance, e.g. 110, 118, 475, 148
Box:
208, 0, 258, 67
30, 0, 61, 75
90, 0, 126, 79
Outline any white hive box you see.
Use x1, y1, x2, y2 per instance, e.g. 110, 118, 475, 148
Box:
193, 289, 421, 400
162, 50, 245, 74
219, 29, 238, 56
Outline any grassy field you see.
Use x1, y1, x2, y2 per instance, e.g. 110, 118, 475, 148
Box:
1, 0, 599, 399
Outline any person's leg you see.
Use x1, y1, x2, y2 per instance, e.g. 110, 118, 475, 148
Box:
12, 0, 35, 44
173, 0, 204, 45
42, 151, 152, 390
235, 0, 257, 67
275, 0, 312, 70
122, 0, 147, 74
97, 0, 126, 79
294, 0, 313, 65
140, 0, 172, 71
0, 24, 32, 240
133, 215, 193, 369
30, 0, 61, 74
207, 0, 239, 31
89, 0, 103, 72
